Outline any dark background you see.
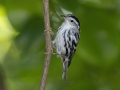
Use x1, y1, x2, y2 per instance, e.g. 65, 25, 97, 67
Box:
0, 0, 120, 90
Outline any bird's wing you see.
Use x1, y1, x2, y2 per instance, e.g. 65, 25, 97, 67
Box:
67, 29, 80, 67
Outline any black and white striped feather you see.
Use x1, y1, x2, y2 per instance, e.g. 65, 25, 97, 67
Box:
52, 14, 80, 81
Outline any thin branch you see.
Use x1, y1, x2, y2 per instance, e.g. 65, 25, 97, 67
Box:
40, 0, 52, 90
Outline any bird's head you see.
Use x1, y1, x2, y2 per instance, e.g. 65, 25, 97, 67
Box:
60, 14, 80, 28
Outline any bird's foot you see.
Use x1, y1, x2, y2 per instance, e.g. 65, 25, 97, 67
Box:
44, 47, 56, 55
44, 28, 54, 36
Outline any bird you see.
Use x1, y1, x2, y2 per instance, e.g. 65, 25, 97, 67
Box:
52, 14, 80, 81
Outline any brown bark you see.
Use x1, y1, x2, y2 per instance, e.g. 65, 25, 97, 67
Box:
40, 0, 52, 90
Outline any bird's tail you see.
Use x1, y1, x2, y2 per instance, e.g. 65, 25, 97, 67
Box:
62, 59, 68, 81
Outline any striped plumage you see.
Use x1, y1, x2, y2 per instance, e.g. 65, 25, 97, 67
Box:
52, 14, 80, 81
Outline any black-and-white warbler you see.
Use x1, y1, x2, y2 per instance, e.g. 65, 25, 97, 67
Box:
52, 14, 80, 81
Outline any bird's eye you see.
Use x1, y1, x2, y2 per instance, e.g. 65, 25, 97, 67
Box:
71, 20, 73, 22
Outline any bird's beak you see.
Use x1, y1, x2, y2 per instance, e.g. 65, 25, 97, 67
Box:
60, 15, 66, 19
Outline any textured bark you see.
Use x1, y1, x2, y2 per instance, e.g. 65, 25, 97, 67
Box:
40, 0, 52, 90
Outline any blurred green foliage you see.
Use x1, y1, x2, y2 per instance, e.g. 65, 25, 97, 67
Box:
0, 0, 120, 90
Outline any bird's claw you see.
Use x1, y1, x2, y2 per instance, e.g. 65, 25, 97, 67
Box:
44, 28, 54, 36
44, 47, 56, 55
